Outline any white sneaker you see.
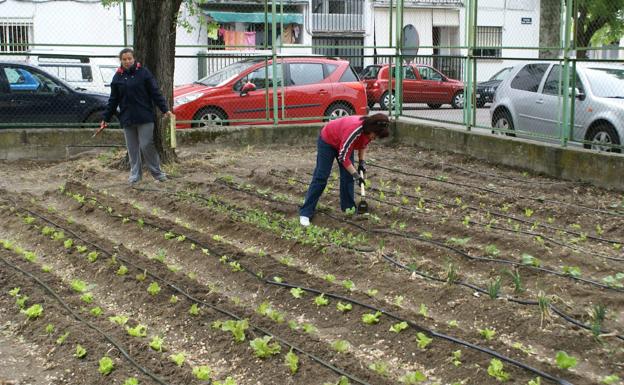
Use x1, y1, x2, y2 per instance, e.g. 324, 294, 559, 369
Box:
299, 216, 310, 227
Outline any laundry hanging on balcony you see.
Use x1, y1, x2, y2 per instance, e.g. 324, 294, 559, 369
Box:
203, 11, 303, 25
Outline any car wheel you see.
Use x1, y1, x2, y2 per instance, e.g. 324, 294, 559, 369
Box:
380, 91, 395, 110
451, 91, 464, 109
492, 110, 515, 137
192, 107, 227, 128
585, 123, 621, 153
427, 104, 442, 109
325, 103, 354, 121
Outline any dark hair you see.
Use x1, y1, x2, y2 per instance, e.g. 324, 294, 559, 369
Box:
361, 113, 390, 138
118, 48, 135, 60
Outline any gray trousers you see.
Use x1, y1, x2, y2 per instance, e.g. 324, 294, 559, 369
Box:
123, 122, 165, 182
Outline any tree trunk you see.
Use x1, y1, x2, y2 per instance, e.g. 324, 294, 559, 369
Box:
575, 6, 608, 59
539, 0, 562, 59
133, 0, 183, 164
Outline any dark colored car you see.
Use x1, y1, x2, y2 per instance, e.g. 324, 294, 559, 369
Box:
0, 62, 114, 125
475, 66, 512, 107
360, 63, 464, 109
173, 57, 367, 127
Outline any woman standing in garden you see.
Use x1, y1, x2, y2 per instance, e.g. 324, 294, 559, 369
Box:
97, 48, 173, 184
299, 113, 390, 227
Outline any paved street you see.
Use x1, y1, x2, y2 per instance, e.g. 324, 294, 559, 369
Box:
372, 104, 493, 128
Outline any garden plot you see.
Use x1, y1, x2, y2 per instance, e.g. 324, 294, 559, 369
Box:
0, 143, 622, 385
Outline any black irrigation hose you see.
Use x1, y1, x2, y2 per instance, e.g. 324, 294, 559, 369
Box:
0, 254, 172, 385
14, 202, 372, 385
382, 253, 624, 342
62, 186, 581, 385
368, 162, 624, 218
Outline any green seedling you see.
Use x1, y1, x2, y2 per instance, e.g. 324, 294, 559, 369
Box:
400, 371, 426, 384
485, 244, 500, 256
590, 304, 606, 339
116, 265, 128, 276
90, 307, 102, 316
45, 323, 54, 334
537, 291, 552, 327
169, 295, 179, 304
447, 320, 458, 328
555, 351, 577, 370
366, 289, 378, 297
451, 350, 462, 367
21, 304, 43, 319
87, 251, 98, 263
23, 251, 37, 263
169, 352, 186, 367
41, 226, 55, 236
416, 332, 432, 349
109, 315, 128, 326
135, 272, 146, 282
250, 336, 281, 358
487, 277, 502, 299
394, 295, 404, 306
479, 328, 496, 340
147, 282, 161, 296
123, 378, 139, 385
314, 294, 329, 306
524, 208, 534, 218
164, 231, 176, 240
193, 365, 211, 381
15, 295, 28, 309
41, 265, 52, 273
70, 279, 88, 293
56, 331, 69, 345
75, 245, 88, 253
8, 287, 20, 297
98, 356, 114, 375
64, 239, 73, 249
601, 375, 620, 384
447, 237, 471, 246
324, 274, 336, 283
342, 279, 355, 291
229, 261, 243, 272
74, 344, 87, 359
152, 249, 166, 263
389, 321, 409, 333
189, 303, 200, 316
213, 377, 237, 385
285, 349, 299, 374
290, 287, 304, 298
51, 231, 64, 241
23, 216, 35, 225
336, 302, 352, 312
528, 377, 541, 385
149, 336, 164, 352
521, 253, 541, 267
220, 319, 248, 342
504, 269, 524, 294
446, 262, 459, 284
368, 361, 389, 377
488, 359, 510, 381
176, 235, 186, 242
362, 311, 382, 325
302, 323, 317, 334
126, 324, 147, 338
562, 266, 581, 278
331, 340, 350, 353
80, 293, 94, 304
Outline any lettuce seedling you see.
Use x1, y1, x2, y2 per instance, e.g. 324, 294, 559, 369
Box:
123, 378, 139, 385
400, 371, 426, 384
418, 304, 428, 318
126, 324, 147, 338
23, 216, 35, 225
74, 344, 87, 359
70, 279, 88, 293
521, 254, 541, 267
366, 289, 378, 297
109, 315, 129, 326
80, 293, 94, 304
87, 251, 98, 263
75, 245, 88, 253
169, 352, 185, 367
229, 261, 243, 272
285, 349, 299, 374
176, 235, 186, 242
149, 336, 164, 352
164, 231, 176, 240
90, 307, 103, 316
15, 295, 28, 309
220, 319, 248, 342
336, 302, 352, 312
416, 332, 432, 349
249, 336, 281, 358
528, 378, 541, 385
193, 365, 211, 381
555, 351, 577, 370
51, 231, 64, 241
290, 287, 304, 299
562, 266, 581, 278
189, 303, 200, 316
485, 244, 500, 256
213, 377, 237, 385
302, 323, 317, 334
56, 331, 69, 345
98, 356, 114, 375
116, 265, 128, 276
368, 361, 389, 377
487, 359, 510, 381
21, 304, 43, 319
362, 311, 382, 325
23, 251, 37, 263
389, 321, 409, 333
169, 295, 179, 304
314, 294, 329, 306
45, 323, 54, 334
8, 287, 20, 297
64, 239, 73, 249
331, 340, 350, 353
41, 265, 52, 273
342, 280, 355, 291
451, 350, 462, 367
147, 282, 161, 296
41, 226, 55, 236
601, 375, 620, 384
324, 274, 336, 283
479, 328, 496, 341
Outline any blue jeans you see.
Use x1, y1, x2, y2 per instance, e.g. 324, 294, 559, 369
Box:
300, 137, 355, 218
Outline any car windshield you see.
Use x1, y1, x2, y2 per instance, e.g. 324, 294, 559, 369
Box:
197, 61, 259, 87
490, 67, 512, 81
584, 67, 624, 98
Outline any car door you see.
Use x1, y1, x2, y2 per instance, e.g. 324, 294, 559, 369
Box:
283, 62, 329, 120
1, 64, 79, 124
506, 63, 551, 133
415, 66, 448, 103
0, 67, 13, 123
231, 63, 284, 123
394, 65, 418, 103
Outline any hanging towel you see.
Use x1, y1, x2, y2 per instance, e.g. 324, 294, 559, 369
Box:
282, 24, 294, 44
244, 32, 256, 49
224, 30, 236, 50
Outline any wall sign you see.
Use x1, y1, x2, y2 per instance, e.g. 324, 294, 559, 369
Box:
521, 17, 532, 25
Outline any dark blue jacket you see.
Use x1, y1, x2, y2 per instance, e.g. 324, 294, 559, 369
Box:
102, 63, 169, 126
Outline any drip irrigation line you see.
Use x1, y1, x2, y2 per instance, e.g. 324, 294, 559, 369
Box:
382, 253, 624, 342
55, 188, 578, 385
14, 202, 373, 385
0, 254, 172, 385
368, 162, 624, 218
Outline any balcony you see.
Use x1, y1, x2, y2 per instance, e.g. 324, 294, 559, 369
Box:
312, 0, 364, 33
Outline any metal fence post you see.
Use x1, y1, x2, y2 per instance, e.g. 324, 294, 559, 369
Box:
271, 0, 279, 126
464, 0, 476, 130
560, 0, 574, 147
394, 0, 404, 117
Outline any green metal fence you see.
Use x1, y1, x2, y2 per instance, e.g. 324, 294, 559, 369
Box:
0, 0, 623, 152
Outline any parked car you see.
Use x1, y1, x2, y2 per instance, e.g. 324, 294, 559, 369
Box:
475, 66, 512, 107
490, 62, 624, 152
360, 63, 464, 109
0, 61, 114, 125
173, 57, 367, 127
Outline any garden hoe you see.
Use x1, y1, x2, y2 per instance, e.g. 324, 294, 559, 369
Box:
357, 170, 368, 214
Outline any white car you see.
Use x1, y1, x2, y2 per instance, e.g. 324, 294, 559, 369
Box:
490, 62, 624, 152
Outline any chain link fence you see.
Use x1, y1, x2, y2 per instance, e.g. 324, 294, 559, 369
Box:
0, 0, 622, 151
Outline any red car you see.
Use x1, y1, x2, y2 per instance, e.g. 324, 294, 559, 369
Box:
360, 64, 464, 110
173, 57, 367, 127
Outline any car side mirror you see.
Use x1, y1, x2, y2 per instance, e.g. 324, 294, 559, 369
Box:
240, 82, 256, 96
53, 85, 66, 95
572, 88, 585, 101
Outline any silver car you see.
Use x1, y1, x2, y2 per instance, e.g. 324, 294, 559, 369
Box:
490, 62, 624, 152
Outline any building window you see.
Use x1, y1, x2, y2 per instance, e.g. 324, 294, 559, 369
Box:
474, 26, 502, 58
313, 36, 363, 73
0, 20, 33, 53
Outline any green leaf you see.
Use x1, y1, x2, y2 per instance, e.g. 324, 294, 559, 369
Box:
70, 279, 88, 293
169, 352, 186, 367
602, 375, 620, 384
21, 304, 43, 319
8, 287, 20, 297
285, 349, 299, 374
555, 351, 577, 370
189, 303, 200, 316
290, 287, 304, 298
418, 303, 428, 318
479, 328, 496, 341
366, 288, 378, 297
80, 293, 94, 304
74, 344, 87, 359
342, 279, 355, 291
528, 378, 541, 385
362, 311, 382, 325
562, 266, 581, 278
109, 315, 129, 325
249, 336, 281, 358
331, 340, 350, 353
64, 239, 73, 249
193, 365, 211, 381
487, 359, 510, 381
521, 253, 541, 267
45, 323, 55, 334
123, 378, 139, 385
323, 274, 336, 282
90, 306, 103, 316
86, 251, 98, 263
56, 331, 69, 345
149, 336, 164, 352
416, 332, 432, 349
314, 294, 329, 306
400, 370, 426, 384
169, 295, 179, 304
126, 324, 147, 338
220, 319, 248, 343
98, 356, 114, 375
116, 265, 128, 276
213, 377, 237, 385
368, 361, 389, 377
147, 282, 161, 296
389, 321, 409, 333
336, 302, 352, 312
